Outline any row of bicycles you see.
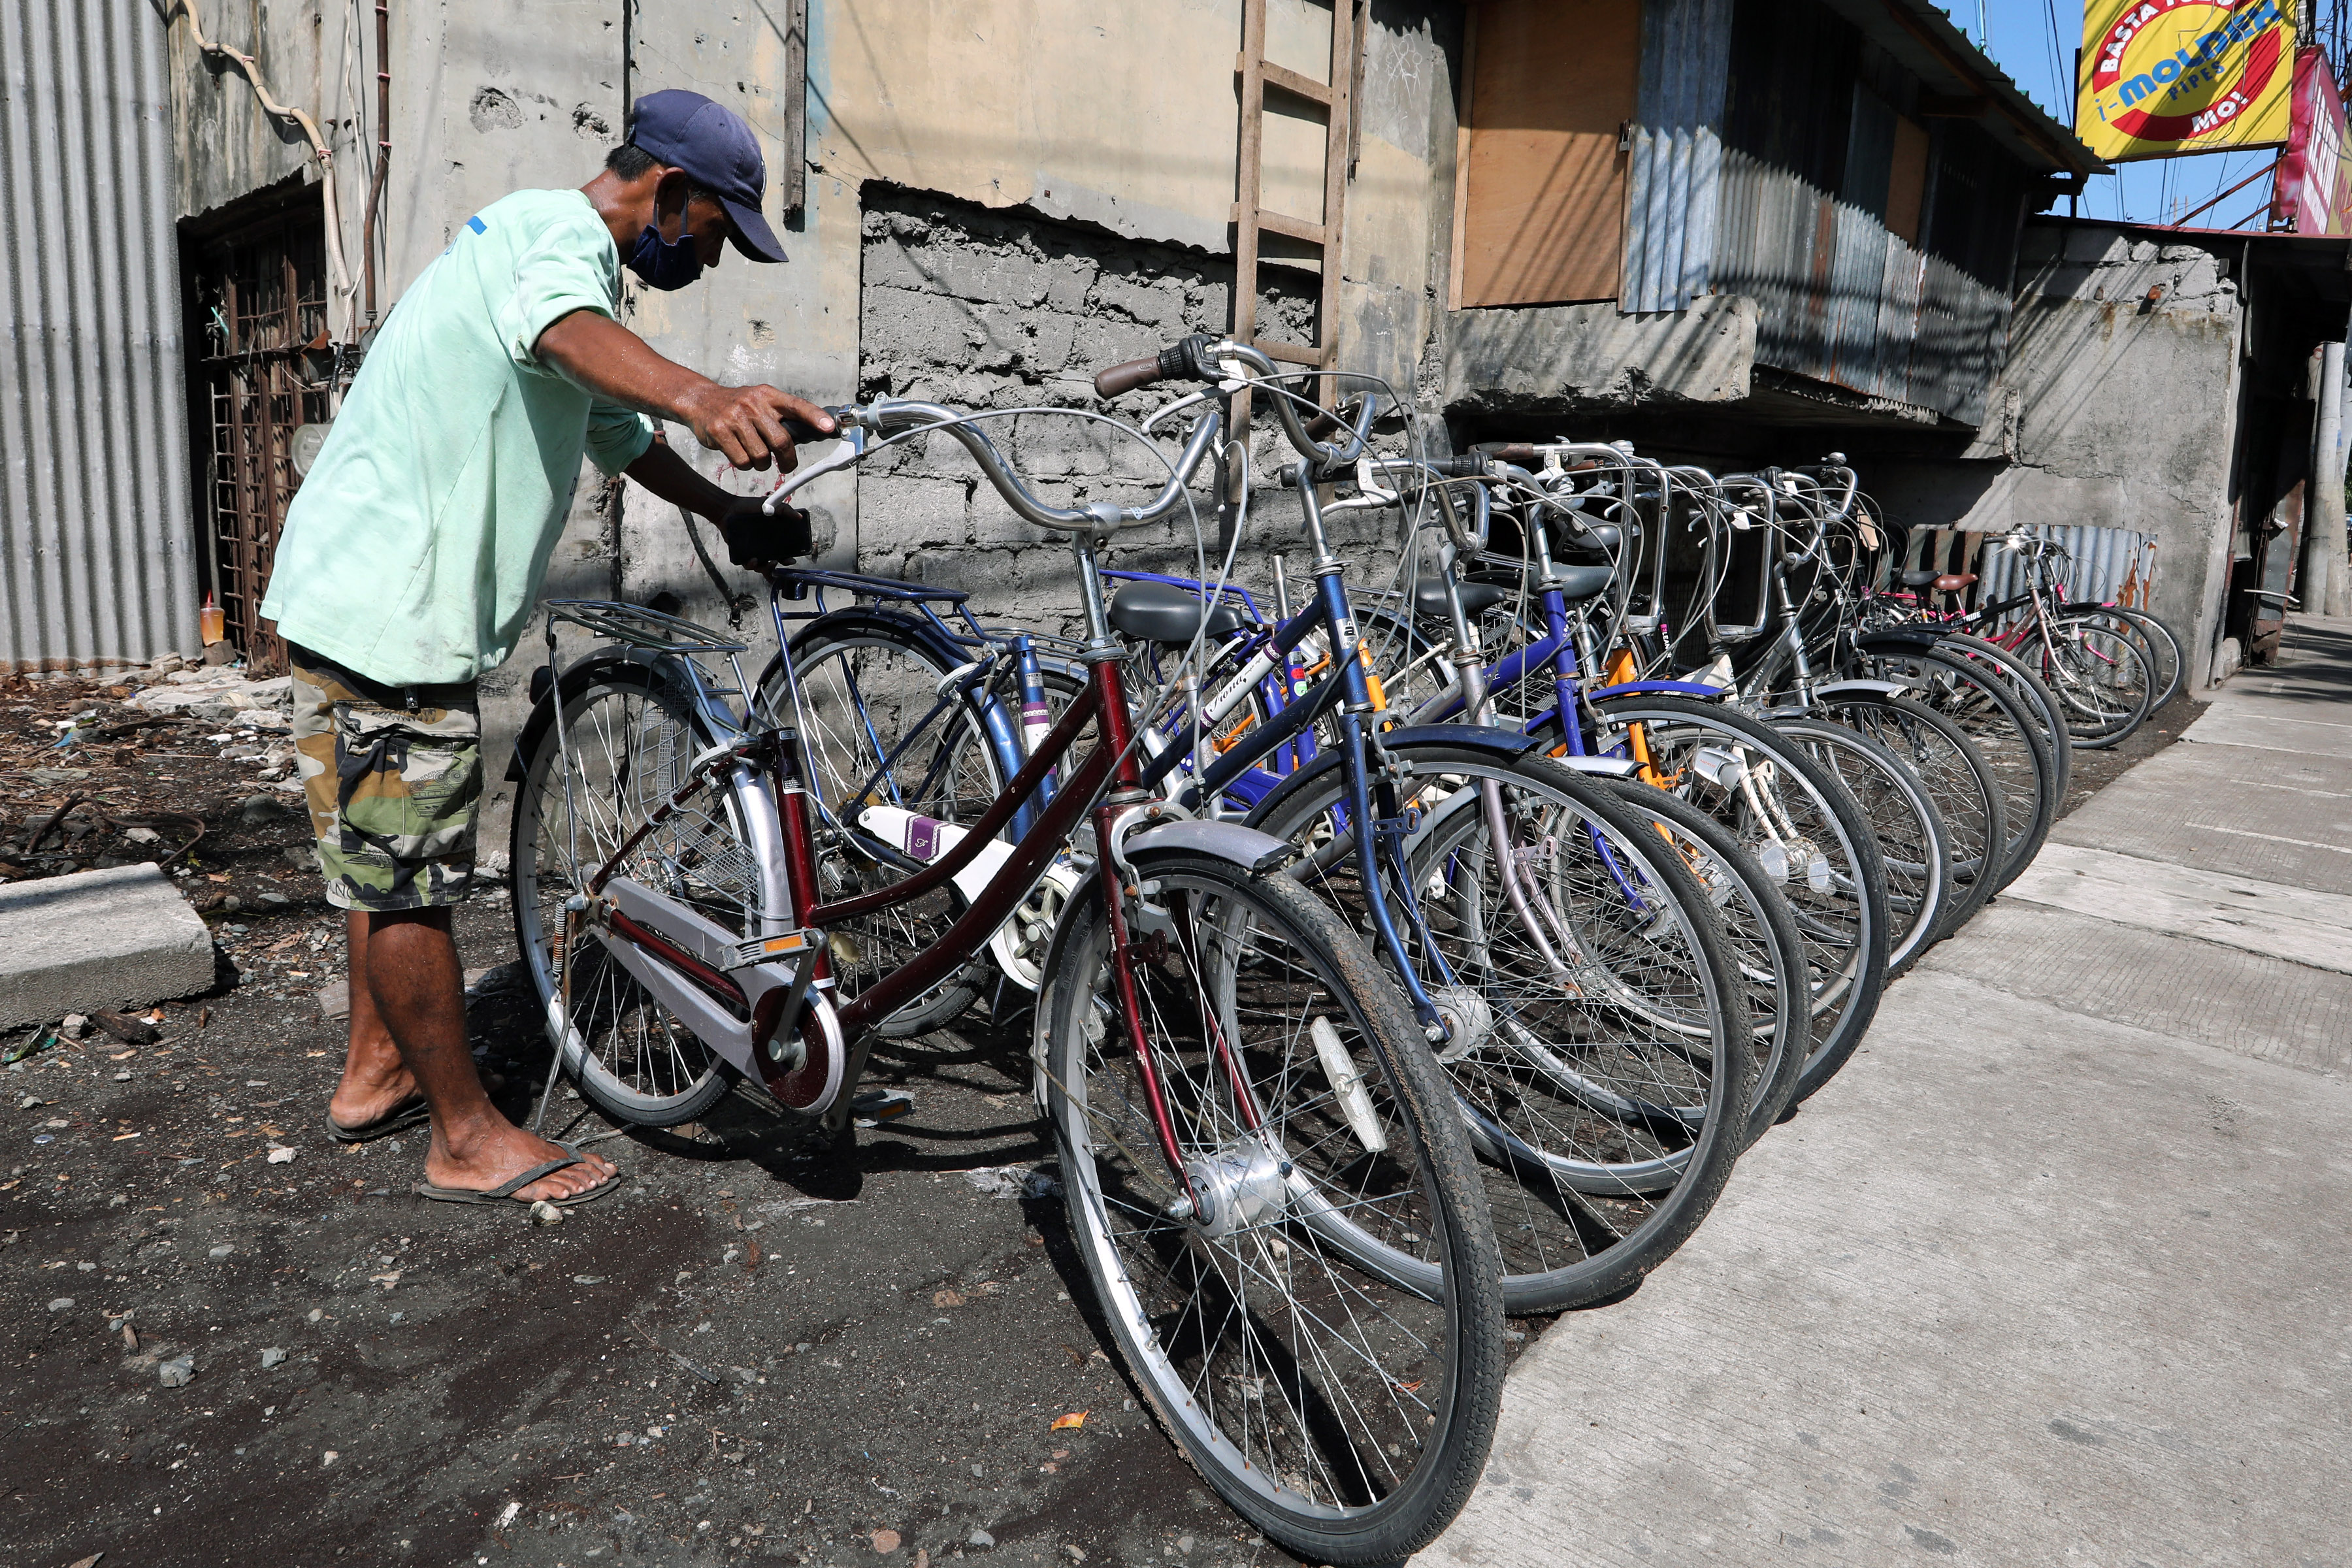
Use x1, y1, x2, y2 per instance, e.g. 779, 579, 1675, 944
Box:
503, 335, 2182, 1564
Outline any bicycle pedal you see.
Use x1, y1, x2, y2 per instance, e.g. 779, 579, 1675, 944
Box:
851, 1088, 915, 1125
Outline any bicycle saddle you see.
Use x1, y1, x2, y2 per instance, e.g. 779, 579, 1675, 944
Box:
1411, 578, 1509, 619
1897, 568, 1978, 592
1107, 580, 1249, 644
1549, 563, 1618, 600
1548, 521, 1623, 554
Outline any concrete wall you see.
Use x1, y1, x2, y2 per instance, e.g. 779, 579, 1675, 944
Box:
1870, 224, 2246, 687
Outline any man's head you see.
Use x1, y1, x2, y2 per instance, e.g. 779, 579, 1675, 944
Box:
595, 89, 786, 286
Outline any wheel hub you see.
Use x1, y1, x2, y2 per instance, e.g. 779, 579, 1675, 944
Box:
1431, 985, 1494, 1061
1183, 1141, 1290, 1240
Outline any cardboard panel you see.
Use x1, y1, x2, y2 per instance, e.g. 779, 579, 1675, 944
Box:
1457, 0, 1639, 307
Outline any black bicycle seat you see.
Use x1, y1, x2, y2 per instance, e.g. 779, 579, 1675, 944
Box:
1550, 563, 1617, 600
1896, 568, 1940, 588
1549, 521, 1623, 554
1107, 580, 1248, 644
1411, 578, 1509, 619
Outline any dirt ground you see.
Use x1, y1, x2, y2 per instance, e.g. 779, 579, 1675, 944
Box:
2, 666, 2197, 1568
3, 670, 1299, 1568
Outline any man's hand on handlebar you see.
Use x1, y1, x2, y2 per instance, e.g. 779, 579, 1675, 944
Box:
679, 382, 838, 472
717, 493, 813, 570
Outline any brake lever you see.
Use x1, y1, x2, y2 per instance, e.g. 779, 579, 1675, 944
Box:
761, 421, 867, 514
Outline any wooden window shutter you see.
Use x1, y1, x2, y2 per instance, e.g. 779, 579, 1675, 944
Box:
1452, 0, 1641, 309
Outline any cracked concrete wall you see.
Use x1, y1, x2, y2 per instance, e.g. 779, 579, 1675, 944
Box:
1870, 223, 2246, 687
849, 186, 1392, 636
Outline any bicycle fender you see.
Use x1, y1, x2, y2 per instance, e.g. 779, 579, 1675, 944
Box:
1126, 819, 1299, 877
1853, 625, 1948, 650
1028, 864, 1103, 1114
1814, 678, 1915, 698
504, 648, 668, 783
1585, 679, 1730, 700
1375, 723, 1544, 755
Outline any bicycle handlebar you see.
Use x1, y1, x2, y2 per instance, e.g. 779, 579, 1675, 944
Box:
764, 397, 1222, 534
1091, 334, 1376, 470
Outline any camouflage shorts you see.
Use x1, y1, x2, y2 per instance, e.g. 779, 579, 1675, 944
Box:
287, 647, 482, 912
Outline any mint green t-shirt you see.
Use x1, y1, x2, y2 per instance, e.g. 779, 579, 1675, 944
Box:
260, 187, 654, 685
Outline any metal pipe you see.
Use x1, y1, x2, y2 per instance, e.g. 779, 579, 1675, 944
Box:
2303, 340, 2348, 615
361, 0, 390, 323
161, 0, 356, 339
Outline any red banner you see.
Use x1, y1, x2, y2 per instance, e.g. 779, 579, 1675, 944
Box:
2276, 46, 2352, 233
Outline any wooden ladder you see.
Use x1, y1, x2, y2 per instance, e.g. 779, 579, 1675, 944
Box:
1230, 0, 1364, 432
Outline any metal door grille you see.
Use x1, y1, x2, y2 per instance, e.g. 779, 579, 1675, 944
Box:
191, 206, 333, 675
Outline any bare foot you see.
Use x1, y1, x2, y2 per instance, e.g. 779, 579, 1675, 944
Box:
329, 1034, 423, 1132
425, 1114, 621, 1203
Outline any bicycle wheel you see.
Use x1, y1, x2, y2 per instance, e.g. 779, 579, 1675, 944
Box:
1939, 631, 2074, 814
1584, 696, 1892, 1104
1590, 779, 1809, 1145
1248, 745, 1756, 1313
2086, 604, 2184, 709
1816, 693, 2007, 942
1857, 643, 2053, 892
762, 613, 1007, 1036
1764, 717, 1951, 977
511, 659, 742, 1127
1040, 850, 1504, 1565
2044, 610, 2155, 747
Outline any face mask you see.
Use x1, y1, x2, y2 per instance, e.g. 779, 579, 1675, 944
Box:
626, 216, 702, 291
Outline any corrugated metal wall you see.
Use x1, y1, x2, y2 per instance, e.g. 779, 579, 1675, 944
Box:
1904, 524, 2159, 611
0, 0, 197, 672
1710, 148, 2008, 425
1623, 0, 1731, 314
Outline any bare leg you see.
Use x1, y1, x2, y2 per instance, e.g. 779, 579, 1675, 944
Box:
359, 907, 616, 1201
328, 909, 419, 1130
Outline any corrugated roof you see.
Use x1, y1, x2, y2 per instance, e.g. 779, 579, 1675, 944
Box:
1814, 0, 2108, 176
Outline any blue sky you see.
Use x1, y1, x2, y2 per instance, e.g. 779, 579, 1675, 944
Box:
1955, 0, 2285, 227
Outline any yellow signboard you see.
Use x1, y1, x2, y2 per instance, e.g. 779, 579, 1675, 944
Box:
2078, 1, 2295, 162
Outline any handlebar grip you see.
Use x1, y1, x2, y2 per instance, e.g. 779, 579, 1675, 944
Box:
1472, 442, 1541, 465
779, 416, 833, 448
1093, 333, 1220, 400
1093, 357, 1164, 399
1421, 455, 1490, 478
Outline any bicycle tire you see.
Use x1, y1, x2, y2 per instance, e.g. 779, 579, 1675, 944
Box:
1040, 851, 1505, 1565
510, 657, 742, 1128
1857, 643, 2054, 892
1763, 715, 1952, 977
1815, 693, 2008, 943
1936, 631, 2074, 814
759, 610, 1011, 1036
2045, 609, 2155, 747
1584, 696, 1893, 1104
1592, 777, 1810, 1145
1247, 744, 1756, 1313
2090, 604, 2186, 709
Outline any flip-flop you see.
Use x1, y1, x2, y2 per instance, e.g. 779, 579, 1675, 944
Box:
325, 1096, 431, 1145
412, 1143, 625, 1209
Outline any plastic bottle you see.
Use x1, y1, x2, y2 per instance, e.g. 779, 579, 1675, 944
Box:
200, 594, 225, 645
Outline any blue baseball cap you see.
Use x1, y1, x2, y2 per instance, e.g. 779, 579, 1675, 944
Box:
625, 88, 787, 263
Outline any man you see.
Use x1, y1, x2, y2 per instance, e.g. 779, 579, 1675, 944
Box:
258, 89, 834, 1208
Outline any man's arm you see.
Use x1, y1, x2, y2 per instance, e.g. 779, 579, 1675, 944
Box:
536, 308, 834, 470
624, 436, 813, 566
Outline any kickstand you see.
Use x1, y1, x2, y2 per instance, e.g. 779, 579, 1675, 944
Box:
529, 1042, 568, 1134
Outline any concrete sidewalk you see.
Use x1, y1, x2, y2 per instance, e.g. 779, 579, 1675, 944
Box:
1420, 615, 2352, 1567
